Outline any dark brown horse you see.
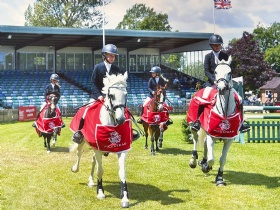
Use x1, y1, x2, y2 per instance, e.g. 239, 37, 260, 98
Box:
142, 85, 167, 156
34, 94, 64, 153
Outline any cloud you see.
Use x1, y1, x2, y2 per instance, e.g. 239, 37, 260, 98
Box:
0, 0, 280, 46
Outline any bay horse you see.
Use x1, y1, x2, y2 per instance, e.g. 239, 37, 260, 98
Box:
142, 85, 169, 156
187, 56, 243, 186
33, 93, 64, 153
70, 72, 131, 208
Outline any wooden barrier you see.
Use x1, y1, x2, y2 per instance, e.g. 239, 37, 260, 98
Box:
242, 106, 280, 143
247, 121, 280, 143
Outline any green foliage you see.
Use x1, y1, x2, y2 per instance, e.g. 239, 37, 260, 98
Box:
161, 53, 183, 70
24, 0, 105, 28
181, 118, 193, 143
0, 115, 280, 209
116, 3, 171, 31
226, 31, 276, 91
253, 22, 280, 72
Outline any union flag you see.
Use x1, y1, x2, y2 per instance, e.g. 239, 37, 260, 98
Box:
214, 0, 232, 9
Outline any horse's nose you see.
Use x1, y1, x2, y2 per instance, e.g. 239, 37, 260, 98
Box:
116, 116, 125, 125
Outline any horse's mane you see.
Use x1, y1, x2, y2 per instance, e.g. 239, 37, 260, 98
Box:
102, 72, 128, 95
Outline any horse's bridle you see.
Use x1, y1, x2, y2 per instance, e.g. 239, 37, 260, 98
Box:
215, 63, 233, 117
99, 86, 127, 122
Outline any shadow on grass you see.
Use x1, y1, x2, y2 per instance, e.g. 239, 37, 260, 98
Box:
157, 147, 191, 155
51, 146, 70, 153
102, 181, 188, 206
226, 170, 280, 189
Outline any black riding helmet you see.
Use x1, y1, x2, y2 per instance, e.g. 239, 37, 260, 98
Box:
209, 34, 223, 45
150, 66, 161, 76
102, 44, 118, 63
50, 73, 59, 81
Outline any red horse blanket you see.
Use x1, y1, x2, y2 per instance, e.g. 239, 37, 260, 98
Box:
187, 87, 242, 138
35, 105, 64, 135
141, 99, 172, 125
70, 101, 132, 153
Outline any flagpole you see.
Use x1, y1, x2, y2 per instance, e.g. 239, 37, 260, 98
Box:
213, 0, 216, 34
102, 0, 105, 47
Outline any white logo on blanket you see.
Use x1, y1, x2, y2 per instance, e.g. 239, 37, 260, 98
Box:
48, 121, 56, 129
109, 131, 121, 144
219, 120, 230, 130
153, 114, 161, 123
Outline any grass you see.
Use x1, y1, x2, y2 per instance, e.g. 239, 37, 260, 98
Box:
0, 114, 280, 210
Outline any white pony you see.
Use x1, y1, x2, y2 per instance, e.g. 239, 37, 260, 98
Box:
187, 56, 243, 186
71, 72, 131, 208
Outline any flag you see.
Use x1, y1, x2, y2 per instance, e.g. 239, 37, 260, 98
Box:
214, 0, 232, 9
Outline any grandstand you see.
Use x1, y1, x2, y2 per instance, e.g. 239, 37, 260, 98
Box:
0, 69, 192, 116
0, 25, 212, 118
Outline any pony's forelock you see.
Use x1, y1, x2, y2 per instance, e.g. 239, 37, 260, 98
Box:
102, 72, 127, 94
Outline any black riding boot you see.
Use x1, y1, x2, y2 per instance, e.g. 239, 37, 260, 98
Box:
72, 118, 84, 144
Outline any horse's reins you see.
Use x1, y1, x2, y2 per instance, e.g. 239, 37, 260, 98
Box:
215, 63, 233, 118
101, 87, 145, 136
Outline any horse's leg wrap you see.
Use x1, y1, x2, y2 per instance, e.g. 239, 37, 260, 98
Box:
120, 181, 128, 199
97, 179, 104, 194
192, 150, 198, 159
215, 168, 226, 186
120, 181, 129, 208
78, 118, 85, 130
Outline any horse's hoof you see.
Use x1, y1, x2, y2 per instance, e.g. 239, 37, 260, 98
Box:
47, 150, 51, 153
189, 158, 197, 168
198, 158, 207, 166
97, 189, 105, 199
121, 201, 129, 208
88, 179, 94, 187
151, 152, 155, 156
145, 146, 148, 150
158, 141, 162, 148
71, 166, 79, 173
216, 180, 227, 186
202, 163, 212, 173
121, 192, 129, 208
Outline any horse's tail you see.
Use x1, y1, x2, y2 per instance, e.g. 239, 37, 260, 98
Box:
198, 129, 207, 147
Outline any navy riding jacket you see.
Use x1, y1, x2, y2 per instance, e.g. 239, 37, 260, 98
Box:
204, 51, 230, 85
90, 62, 124, 100
147, 77, 167, 99
44, 83, 60, 101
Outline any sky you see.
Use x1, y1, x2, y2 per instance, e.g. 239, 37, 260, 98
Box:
1, 0, 280, 46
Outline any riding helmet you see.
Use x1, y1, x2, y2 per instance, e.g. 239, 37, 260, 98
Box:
209, 34, 223, 45
150, 66, 161, 75
102, 44, 119, 55
50, 73, 59, 81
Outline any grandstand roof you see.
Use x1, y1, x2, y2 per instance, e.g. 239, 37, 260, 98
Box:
0, 25, 212, 53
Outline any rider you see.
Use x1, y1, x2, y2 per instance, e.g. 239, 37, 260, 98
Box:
32, 73, 62, 127
72, 44, 124, 143
137, 66, 173, 125
190, 34, 250, 133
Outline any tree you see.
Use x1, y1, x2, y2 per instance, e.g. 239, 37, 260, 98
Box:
24, 0, 105, 28
116, 3, 172, 31
253, 22, 280, 72
226, 31, 276, 91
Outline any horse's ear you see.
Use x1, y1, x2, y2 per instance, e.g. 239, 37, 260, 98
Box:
123, 71, 128, 81
228, 55, 232, 65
